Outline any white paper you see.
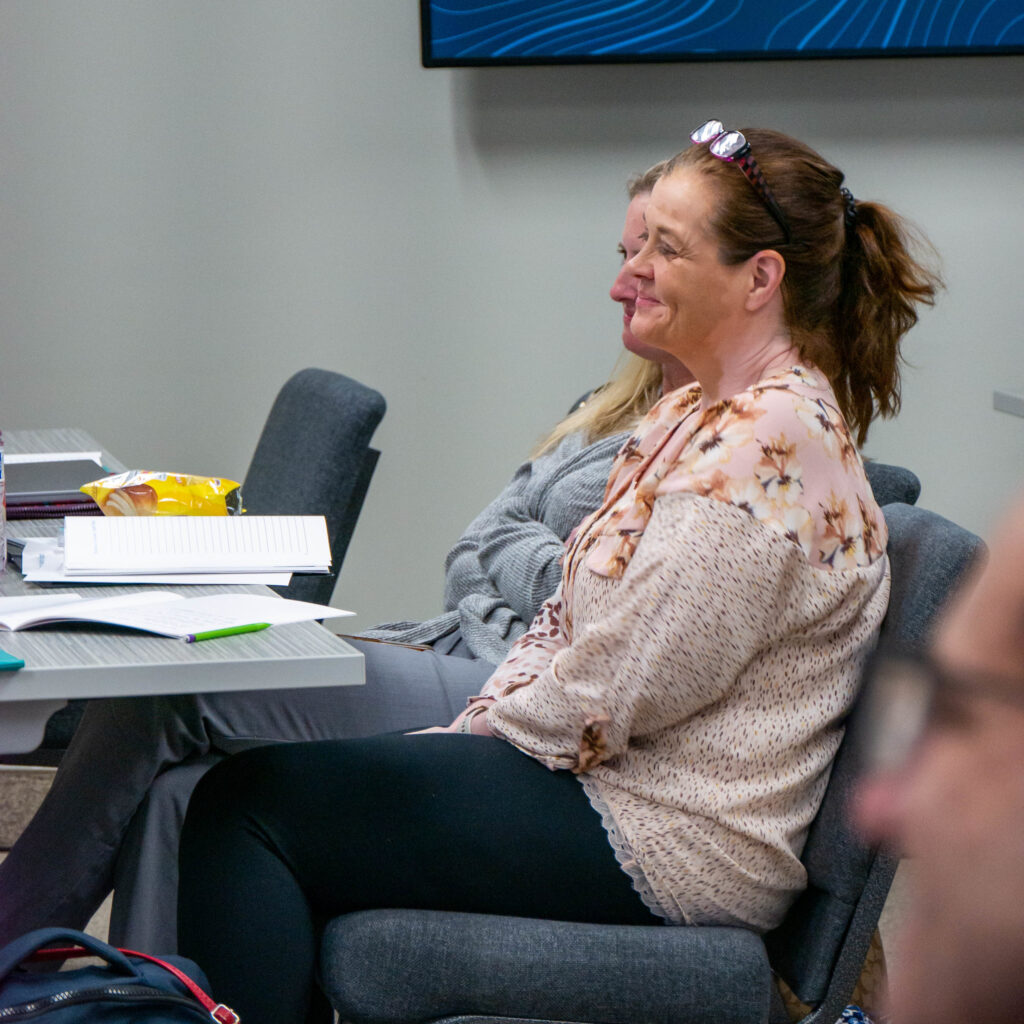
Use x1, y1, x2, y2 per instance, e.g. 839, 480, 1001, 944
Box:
0, 591, 183, 631
20, 537, 292, 586
0, 593, 87, 614
102, 594, 355, 637
5, 451, 104, 465
0, 590, 354, 639
62, 515, 332, 575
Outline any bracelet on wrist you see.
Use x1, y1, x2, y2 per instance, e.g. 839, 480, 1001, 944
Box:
456, 705, 488, 734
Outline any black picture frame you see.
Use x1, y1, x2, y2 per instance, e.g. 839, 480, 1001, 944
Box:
420, 0, 1024, 68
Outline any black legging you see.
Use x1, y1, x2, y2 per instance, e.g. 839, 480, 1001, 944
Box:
177, 733, 655, 1024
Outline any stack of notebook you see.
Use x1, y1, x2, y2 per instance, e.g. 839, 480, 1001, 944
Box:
17, 515, 332, 587
4, 452, 106, 519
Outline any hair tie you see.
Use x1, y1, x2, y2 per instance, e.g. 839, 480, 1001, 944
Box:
840, 187, 858, 227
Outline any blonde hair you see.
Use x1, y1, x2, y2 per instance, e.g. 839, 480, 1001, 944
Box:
532, 353, 662, 457
532, 160, 668, 458
627, 160, 667, 201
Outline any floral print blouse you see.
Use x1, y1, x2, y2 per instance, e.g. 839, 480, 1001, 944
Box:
481, 366, 891, 930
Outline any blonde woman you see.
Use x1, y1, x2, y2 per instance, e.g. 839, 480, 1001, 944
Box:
0, 167, 689, 955
368, 161, 692, 662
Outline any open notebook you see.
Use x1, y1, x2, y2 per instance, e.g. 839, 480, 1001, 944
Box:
0, 592, 353, 641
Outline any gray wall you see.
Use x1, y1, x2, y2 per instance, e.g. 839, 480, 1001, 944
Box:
2, 1, 1022, 633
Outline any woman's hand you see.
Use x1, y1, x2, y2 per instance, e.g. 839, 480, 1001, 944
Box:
463, 704, 495, 736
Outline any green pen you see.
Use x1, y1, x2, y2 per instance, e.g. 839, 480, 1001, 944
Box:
184, 622, 271, 644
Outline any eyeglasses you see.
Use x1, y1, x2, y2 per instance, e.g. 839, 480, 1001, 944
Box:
857, 652, 1024, 776
689, 119, 792, 244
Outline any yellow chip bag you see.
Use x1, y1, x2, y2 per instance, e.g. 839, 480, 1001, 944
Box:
81, 471, 244, 516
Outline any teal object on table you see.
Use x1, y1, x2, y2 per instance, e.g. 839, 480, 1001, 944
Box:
0, 648, 24, 670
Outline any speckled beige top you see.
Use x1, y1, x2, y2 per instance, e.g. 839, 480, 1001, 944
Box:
481, 367, 890, 931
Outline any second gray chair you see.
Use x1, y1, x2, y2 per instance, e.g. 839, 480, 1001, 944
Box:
242, 366, 386, 605
863, 461, 921, 507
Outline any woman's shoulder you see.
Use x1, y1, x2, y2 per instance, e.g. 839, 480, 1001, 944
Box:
665, 366, 853, 475
714, 365, 847, 434
659, 366, 887, 570
532, 429, 632, 488
520, 427, 625, 482
749, 365, 854, 440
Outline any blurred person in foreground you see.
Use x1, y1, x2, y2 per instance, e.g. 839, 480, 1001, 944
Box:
855, 494, 1024, 1024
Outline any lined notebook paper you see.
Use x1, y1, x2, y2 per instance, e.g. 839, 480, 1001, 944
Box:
62, 515, 332, 576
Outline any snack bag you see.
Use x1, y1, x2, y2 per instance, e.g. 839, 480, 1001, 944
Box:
81, 471, 244, 516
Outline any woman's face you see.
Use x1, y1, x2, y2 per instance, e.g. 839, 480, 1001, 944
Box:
629, 169, 752, 364
609, 193, 660, 361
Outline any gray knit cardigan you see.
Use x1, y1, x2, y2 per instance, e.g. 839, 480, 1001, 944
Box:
363, 430, 627, 664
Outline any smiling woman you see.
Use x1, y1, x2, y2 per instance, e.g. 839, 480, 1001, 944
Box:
607, 165, 693, 386
175, 124, 942, 1024
630, 167, 780, 401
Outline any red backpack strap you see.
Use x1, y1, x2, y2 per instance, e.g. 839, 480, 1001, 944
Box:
119, 947, 240, 1024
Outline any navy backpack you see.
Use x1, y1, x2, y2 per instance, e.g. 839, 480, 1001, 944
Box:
0, 927, 239, 1022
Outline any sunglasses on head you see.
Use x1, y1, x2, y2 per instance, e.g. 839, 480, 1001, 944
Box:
690, 119, 792, 244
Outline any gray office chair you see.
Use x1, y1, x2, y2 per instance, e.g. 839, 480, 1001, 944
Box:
320, 503, 983, 1024
242, 367, 386, 605
1, 367, 386, 766
863, 461, 920, 508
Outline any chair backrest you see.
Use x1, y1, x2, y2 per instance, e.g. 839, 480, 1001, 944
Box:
243, 368, 385, 605
863, 461, 921, 507
765, 503, 984, 1017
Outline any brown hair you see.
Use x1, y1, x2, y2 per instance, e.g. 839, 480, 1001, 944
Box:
532, 160, 668, 457
667, 130, 941, 445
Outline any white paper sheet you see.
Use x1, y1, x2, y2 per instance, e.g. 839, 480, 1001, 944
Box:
5, 451, 104, 465
62, 515, 331, 575
20, 537, 293, 586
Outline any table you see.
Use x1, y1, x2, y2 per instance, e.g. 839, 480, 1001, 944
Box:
0, 428, 363, 753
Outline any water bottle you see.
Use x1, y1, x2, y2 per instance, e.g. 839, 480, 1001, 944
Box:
0, 429, 6, 575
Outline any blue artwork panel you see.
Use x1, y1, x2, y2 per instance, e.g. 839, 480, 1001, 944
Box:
422, 0, 1024, 64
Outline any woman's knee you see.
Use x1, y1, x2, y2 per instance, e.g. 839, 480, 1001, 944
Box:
187, 747, 266, 822
184, 742, 331, 832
